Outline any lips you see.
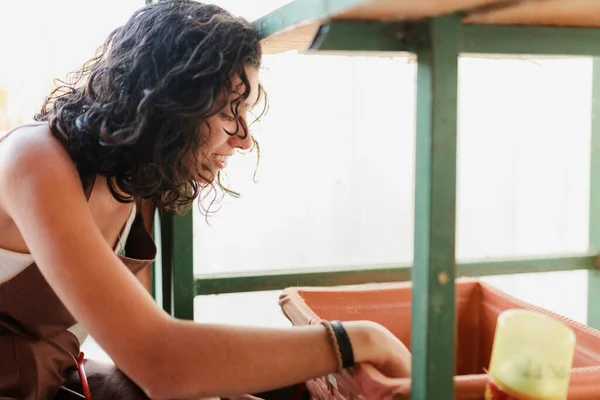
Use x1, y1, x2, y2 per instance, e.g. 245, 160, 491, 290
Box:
212, 154, 230, 169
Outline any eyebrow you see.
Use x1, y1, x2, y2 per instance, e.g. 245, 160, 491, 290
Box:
230, 83, 257, 107
229, 93, 256, 108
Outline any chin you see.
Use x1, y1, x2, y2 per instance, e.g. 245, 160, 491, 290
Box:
190, 167, 217, 184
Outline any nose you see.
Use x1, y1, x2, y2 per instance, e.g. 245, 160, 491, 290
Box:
229, 126, 253, 151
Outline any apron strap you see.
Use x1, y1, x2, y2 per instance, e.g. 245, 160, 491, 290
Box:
76, 352, 93, 400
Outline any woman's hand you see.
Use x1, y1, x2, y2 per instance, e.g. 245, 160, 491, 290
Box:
344, 321, 412, 378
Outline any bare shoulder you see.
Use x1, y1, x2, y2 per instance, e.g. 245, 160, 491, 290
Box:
0, 123, 81, 213
0, 124, 85, 233
0, 123, 74, 176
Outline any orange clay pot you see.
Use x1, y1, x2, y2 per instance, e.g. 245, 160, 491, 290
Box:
278, 278, 600, 400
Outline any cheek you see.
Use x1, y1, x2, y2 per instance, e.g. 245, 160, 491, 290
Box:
205, 119, 235, 150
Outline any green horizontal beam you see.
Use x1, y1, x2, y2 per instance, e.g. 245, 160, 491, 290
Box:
309, 20, 600, 57
253, 0, 370, 38
195, 253, 599, 295
310, 21, 407, 53
197, 264, 411, 296
461, 24, 600, 57
458, 252, 599, 276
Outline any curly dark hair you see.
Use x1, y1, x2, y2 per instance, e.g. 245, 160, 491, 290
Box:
34, 0, 267, 214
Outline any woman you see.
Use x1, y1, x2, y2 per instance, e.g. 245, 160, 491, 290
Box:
0, 1, 412, 399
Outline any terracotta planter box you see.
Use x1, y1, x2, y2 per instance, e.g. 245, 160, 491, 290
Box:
278, 278, 600, 399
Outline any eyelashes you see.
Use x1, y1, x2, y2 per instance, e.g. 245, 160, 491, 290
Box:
220, 113, 236, 122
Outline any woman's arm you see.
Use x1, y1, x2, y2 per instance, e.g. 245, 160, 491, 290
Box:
0, 132, 410, 399
0, 131, 171, 393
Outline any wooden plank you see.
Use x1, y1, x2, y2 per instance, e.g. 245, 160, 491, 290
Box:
465, 0, 600, 28
260, 22, 321, 54
256, 0, 600, 54
337, 0, 499, 20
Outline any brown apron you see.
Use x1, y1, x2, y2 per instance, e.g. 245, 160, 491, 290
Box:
0, 128, 156, 399
0, 212, 156, 400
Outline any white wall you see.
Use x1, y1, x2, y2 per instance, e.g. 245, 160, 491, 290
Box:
0, 0, 144, 125
193, 54, 593, 328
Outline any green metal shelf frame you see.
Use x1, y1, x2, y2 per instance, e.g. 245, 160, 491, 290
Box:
151, 6, 600, 400
193, 253, 598, 295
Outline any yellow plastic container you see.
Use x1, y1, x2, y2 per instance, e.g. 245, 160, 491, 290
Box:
486, 309, 577, 400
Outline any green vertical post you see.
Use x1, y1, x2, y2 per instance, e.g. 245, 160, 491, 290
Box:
588, 59, 600, 329
160, 211, 174, 315
410, 15, 460, 400
159, 210, 195, 320
172, 211, 195, 320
